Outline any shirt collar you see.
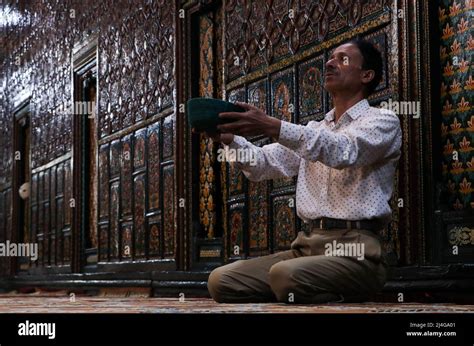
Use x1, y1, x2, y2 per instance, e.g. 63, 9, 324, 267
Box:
324, 99, 370, 123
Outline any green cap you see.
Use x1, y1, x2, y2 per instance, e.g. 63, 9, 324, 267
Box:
187, 97, 244, 133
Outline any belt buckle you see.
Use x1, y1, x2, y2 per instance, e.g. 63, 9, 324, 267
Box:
320, 219, 324, 229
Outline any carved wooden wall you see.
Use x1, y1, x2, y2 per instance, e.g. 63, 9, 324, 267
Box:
0, 0, 177, 274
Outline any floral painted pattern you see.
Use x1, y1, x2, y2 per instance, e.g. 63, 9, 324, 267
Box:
439, 0, 474, 210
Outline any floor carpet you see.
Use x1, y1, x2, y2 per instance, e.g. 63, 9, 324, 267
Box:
0, 293, 472, 313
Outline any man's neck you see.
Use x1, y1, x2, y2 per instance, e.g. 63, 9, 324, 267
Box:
331, 93, 365, 123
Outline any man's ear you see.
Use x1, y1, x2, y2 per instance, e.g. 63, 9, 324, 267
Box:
361, 69, 375, 85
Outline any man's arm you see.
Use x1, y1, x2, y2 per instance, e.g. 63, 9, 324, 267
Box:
216, 101, 401, 169
222, 135, 301, 182
277, 110, 402, 169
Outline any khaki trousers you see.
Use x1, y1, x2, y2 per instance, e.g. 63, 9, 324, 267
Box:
208, 228, 388, 304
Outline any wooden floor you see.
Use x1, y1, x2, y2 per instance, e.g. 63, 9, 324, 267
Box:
0, 291, 472, 313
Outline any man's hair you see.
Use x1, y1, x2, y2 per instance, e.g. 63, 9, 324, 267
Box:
348, 39, 383, 96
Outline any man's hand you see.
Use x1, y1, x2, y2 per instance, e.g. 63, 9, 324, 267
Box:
218, 102, 281, 139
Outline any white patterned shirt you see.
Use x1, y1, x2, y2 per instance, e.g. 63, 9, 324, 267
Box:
224, 99, 402, 225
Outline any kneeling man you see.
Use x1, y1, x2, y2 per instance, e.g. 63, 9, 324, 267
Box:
205, 39, 402, 304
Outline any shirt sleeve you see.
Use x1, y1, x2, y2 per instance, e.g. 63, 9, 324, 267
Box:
222, 135, 301, 181
277, 110, 402, 169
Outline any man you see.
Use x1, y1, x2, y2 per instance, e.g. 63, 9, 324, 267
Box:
205, 39, 402, 304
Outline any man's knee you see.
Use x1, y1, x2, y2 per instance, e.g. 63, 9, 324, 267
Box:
268, 262, 299, 303
269, 261, 341, 304
207, 266, 228, 303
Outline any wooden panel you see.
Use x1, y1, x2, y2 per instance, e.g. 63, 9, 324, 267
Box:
5, 193, 9, 242
64, 161, 72, 227
121, 135, 133, 217
56, 164, 64, 195
31, 204, 38, 244
163, 164, 175, 258
0, 113, 12, 190
50, 167, 56, 265
37, 174, 44, 264
56, 172, 64, 230
227, 162, 244, 196
199, 14, 215, 98
43, 169, 51, 266
248, 180, 269, 256
134, 173, 146, 258
147, 123, 161, 211
63, 232, 71, 264
110, 181, 120, 260
163, 115, 174, 159
5, 190, 11, 262
50, 167, 56, 209
44, 169, 50, 204
272, 195, 296, 252
56, 198, 64, 264
228, 205, 245, 258
98, 223, 109, 262
50, 233, 56, 267
110, 140, 121, 178
148, 215, 162, 258
121, 222, 133, 260
31, 173, 38, 205
298, 54, 325, 122
37, 233, 44, 267
198, 134, 217, 238
43, 202, 50, 265
98, 144, 109, 219
248, 79, 268, 114
271, 68, 295, 123
30, 174, 38, 244
38, 171, 44, 203
133, 129, 147, 170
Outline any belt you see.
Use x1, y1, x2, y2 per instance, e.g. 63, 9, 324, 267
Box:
309, 217, 382, 232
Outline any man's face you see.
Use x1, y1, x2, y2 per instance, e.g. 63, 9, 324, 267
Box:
323, 43, 368, 95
